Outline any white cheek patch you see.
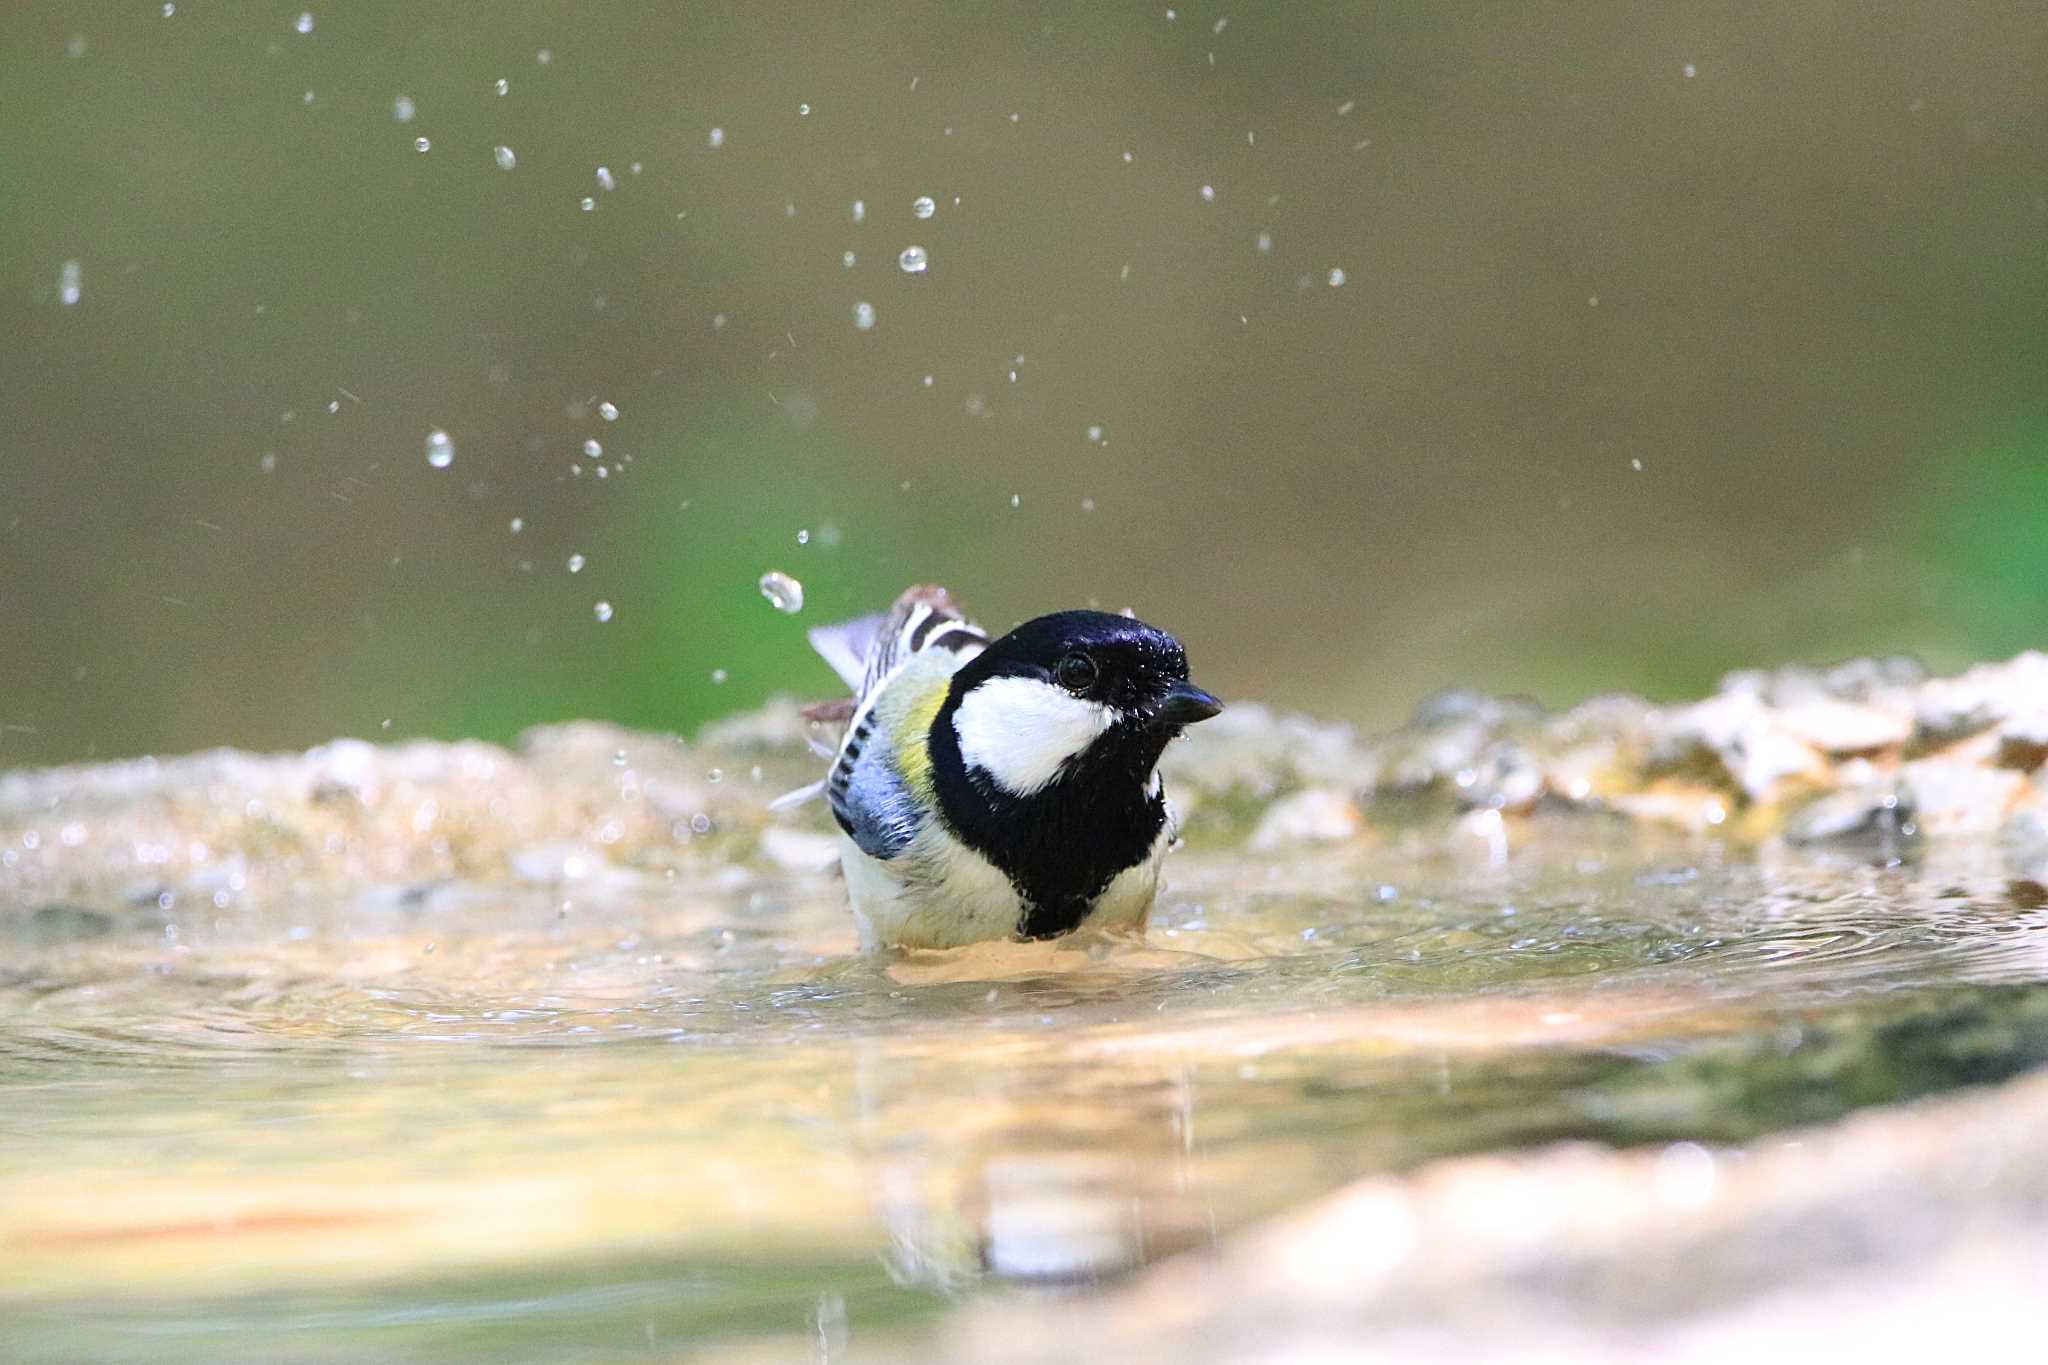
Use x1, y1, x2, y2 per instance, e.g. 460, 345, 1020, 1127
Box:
954, 676, 1119, 796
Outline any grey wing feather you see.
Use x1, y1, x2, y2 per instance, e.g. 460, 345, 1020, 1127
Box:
828, 743, 921, 859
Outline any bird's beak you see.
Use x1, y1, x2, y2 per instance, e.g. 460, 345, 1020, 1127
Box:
1154, 680, 1224, 730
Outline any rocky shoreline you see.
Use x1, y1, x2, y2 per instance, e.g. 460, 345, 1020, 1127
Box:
1, 652, 2042, 914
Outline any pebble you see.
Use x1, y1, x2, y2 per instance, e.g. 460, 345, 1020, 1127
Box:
1772, 699, 1912, 755
1897, 759, 2027, 837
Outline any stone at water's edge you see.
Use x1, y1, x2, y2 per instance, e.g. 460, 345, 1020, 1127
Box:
917, 1065, 2048, 1365
0, 652, 2043, 913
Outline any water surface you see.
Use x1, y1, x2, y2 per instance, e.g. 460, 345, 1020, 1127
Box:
4, 828, 2046, 1361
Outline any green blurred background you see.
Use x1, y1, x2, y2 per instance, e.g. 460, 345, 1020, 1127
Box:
3, 1, 2043, 768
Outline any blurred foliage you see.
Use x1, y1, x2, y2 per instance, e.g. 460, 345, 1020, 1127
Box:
2, 1, 2045, 765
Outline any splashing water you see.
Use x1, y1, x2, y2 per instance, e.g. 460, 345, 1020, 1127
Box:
758, 571, 804, 614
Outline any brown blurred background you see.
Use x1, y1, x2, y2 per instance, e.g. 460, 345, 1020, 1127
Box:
3, 1, 2044, 767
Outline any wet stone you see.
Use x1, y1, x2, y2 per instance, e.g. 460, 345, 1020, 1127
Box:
1995, 711, 2048, 772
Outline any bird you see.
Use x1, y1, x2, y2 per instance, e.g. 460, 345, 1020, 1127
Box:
778, 585, 1223, 951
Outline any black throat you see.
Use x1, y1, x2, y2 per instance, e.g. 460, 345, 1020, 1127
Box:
927, 696, 1170, 940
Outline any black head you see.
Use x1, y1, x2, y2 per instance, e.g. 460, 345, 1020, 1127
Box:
955, 610, 1223, 736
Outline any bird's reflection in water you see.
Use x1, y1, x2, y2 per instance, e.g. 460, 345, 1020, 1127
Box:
849, 1030, 1212, 1290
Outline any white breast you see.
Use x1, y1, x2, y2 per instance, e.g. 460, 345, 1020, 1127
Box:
839, 827, 1027, 951
952, 676, 1120, 796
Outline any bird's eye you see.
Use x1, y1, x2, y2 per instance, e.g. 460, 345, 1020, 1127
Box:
1053, 652, 1098, 693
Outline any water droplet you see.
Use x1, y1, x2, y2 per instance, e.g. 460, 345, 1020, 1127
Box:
853, 301, 876, 331
595, 166, 616, 193
582, 439, 603, 458
294, 11, 314, 34
1086, 424, 1104, 443
842, 251, 856, 268
1683, 62, 1697, 79
415, 136, 431, 152
1255, 231, 1273, 253
580, 196, 595, 212
898, 245, 928, 273
392, 95, 416, 123
424, 428, 454, 469
758, 571, 804, 614
1200, 185, 1217, 203
851, 199, 866, 223
707, 768, 724, 784
1328, 267, 1346, 287
509, 517, 524, 533
259, 452, 277, 473
911, 195, 935, 219
796, 528, 810, 545
1009, 494, 1021, 508
57, 260, 81, 307
567, 553, 586, 573
598, 401, 619, 421
593, 600, 613, 623
707, 127, 725, 148
495, 77, 509, 96
1080, 497, 1097, 513
162, 3, 175, 16
920, 374, 934, 387
1631, 458, 1644, 472
1213, 15, 1229, 34
535, 48, 552, 64
494, 145, 517, 171
798, 102, 811, 116
710, 668, 728, 684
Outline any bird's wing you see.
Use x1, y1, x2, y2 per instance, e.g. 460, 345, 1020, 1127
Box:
781, 586, 986, 818
827, 647, 962, 860
827, 738, 922, 859
853, 584, 987, 703
805, 614, 886, 693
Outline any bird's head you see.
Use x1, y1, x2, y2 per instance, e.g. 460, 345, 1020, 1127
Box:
940, 610, 1222, 799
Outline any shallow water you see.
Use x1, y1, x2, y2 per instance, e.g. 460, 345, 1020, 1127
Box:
3, 827, 2047, 1362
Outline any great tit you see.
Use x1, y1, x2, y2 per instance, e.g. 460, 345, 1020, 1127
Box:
781, 585, 1223, 951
